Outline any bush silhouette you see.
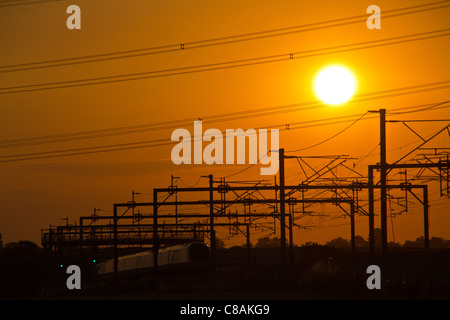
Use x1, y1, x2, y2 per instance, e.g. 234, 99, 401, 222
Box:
0, 241, 45, 298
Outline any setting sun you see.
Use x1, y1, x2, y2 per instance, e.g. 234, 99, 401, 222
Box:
314, 66, 356, 105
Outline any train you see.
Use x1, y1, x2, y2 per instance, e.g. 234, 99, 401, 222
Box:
97, 242, 210, 277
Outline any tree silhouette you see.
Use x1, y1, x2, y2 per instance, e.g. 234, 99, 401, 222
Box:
0, 241, 45, 298
215, 237, 226, 249
254, 236, 281, 248
325, 237, 350, 248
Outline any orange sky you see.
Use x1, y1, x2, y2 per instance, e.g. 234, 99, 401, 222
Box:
0, 0, 449, 247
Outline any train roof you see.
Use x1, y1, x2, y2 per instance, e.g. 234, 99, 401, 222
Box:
99, 241, 208, 264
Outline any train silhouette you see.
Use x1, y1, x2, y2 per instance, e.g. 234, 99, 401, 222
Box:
97, 242, 210, 277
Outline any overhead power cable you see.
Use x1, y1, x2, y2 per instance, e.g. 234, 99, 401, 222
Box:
0, 1, 449, 72
287, 112, 369, 153
386, 100, 450, 115
286, 100, 450, 154
0, 81, 449, 149
0, 96, 449, 163
1, 28, 449, 95
0, 0, 65, 8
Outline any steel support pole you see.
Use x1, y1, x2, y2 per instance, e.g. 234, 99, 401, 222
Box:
279, 148, 286, 266
113, 204, 118, 276
246, 223, 251, 267
350, 201, 355, 255
289, 205, 294, 265
368, 166, 375, 254
79, 217, 83, 254
153, 189, 159, 278
209, 174, 216, 272
423, 185, 429, 250
379, 109, 388, 256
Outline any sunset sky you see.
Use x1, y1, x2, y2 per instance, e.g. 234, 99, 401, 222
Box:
0, 0, 449, 247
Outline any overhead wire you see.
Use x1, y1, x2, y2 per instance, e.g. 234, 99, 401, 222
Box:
225, 100, 450, 178
178, 176, 205, 188
0, 2, 448, 163
386, 100, 450, 115
1, 1, 449, 72
0, 80, 449, 149
1, 95, 448, 163
1, 28, 449, 95
0, 0, 65, 7
286, 112, 369, 153
221, 153, 268, 179
1, 80, 449, 149
286, 100, 450, 154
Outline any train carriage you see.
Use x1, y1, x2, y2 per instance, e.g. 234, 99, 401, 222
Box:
97, 242, 210, 278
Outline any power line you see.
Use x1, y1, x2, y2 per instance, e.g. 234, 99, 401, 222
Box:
178, 176, 205, 188
354, 143, 380, 166
1, 1, 449, 72
0, 0, 65, 7
1, 81, 449, 149
287, 100, 450, 159
1, 96, 449, 163
1, 28, 449, 95
289, 100, 450, 160
286, 112, 369, 153
0, 101, 326, 148
386, 100, 450, 115
221, 152, 270, 179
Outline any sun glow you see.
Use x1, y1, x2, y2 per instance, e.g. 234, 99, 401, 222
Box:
314, 66, 356, 105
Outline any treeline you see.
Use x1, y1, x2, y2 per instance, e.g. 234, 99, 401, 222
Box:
227, 228, 450, 249
0, 241, 46, 298
324, 228, 450, 249
324, 235, 450, 249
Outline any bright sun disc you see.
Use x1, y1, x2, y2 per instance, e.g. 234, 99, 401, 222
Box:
314, 66, 356, 105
